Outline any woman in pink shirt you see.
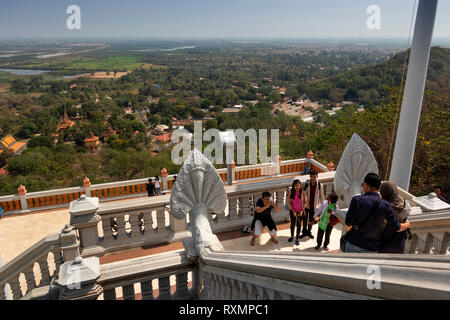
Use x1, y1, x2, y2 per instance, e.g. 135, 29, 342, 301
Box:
287, 179, 307, 245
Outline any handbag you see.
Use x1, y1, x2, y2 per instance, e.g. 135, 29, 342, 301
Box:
340, 198, 381, 252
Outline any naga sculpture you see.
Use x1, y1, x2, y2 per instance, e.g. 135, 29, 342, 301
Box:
334, 133, 379, 213
170, 148, 227, 256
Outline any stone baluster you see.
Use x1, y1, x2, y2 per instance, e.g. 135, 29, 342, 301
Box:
265, 288, 275, 300
239, 281, 247, 299
9, 276, 22, 300
224, 277, 232, 300
239, 195, 251, 217
255, 285, 264, 300
0, 283, 6, 300
405, 234, 418, 254
143, 210, 153, 233
215, 275, 223, 300
416, 233, 433, 254
156, 207, 168, 236
228, 197, 239, 220
101, 216, 113, 244
116, 215, 127, 241
158, 276, 171, 300
122, 284, 135, 300
37, 255, 51, 286
431, 232, 450, 255
245, 283, 255, 300
129, 213, 141, 237
202, 272, 210, 300
52, 249, 63, 272
23, 264, 36, 294
209, 274, 216, 300
103, 288, 117, 300
275, 189, 285, 208
175, 272, 188, 299
215, 210, 227, 224
230, 279, 239, 300
140, 279, 154, 300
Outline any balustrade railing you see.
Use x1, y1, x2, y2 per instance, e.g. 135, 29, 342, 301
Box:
0, 236, 62, 300
0, 158, 325, 216
199, 248, 450, 300
97, 250, 197, 300
0, 225, 79, 300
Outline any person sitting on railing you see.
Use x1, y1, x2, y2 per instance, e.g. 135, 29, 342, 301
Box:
250, 191, 280, 246
379, 182, 411, 253
287, 179, 307, 246
311, 192, 340, 252
343, 173, 410, 253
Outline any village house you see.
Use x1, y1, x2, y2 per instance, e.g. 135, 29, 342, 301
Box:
0, 135, 27, 155
58, 111, 75, 133
84, 132, 100, 152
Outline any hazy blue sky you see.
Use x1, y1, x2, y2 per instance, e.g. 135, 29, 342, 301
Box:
0, 0, 449, 40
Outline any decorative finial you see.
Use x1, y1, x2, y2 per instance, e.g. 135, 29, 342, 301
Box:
161, 168, 168, 177
83, 176, 91, 187
17, 184, 27, 195
307, 151, 314, 159
327, 162, 335, 171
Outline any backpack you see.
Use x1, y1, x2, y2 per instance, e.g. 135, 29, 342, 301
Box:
304, 179, 321, 191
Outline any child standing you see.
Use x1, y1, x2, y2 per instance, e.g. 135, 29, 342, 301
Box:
287, 179, 307, 246
313, 192, 340, 251
154, 176, 161, 195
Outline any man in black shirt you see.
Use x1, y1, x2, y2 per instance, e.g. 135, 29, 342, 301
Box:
146, 178, 156, 197
344, 173, 410, 253
250, 191, 280, 246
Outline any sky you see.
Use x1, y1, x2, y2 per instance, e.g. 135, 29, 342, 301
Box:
0, 0, 449, 41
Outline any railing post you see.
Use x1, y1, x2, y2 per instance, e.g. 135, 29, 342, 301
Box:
161, 168, 168, 192
69, 195, 101, 252
17, 184, 30, 213
83, 177, 91, 197
57, 256, 103, 300
60, 225, 80, 262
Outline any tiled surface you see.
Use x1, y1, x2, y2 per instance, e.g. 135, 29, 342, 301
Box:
0, 209, 70, 264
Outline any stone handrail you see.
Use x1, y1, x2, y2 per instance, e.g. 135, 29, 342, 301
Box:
0, 235, 61, 300
199, 248, 450, 299
406, 209, 450, 254
97, 250, 196, 300
0, 158, 324, 216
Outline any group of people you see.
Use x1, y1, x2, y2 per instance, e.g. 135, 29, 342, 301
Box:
146, 177, 162, 197
250, 170, 328, 248
249, 171, 414, 254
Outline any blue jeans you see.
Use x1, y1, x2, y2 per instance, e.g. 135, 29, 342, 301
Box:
345, 241, 377, 253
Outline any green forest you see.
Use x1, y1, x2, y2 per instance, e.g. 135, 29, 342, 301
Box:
0, 42, 448, 198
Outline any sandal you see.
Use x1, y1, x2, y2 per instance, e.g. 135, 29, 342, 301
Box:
250, 238, 255, 246
270, 237, 278, 244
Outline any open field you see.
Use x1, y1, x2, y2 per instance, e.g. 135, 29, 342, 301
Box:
20, 56, 147, 72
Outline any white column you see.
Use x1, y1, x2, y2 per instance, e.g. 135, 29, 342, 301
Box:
390, 0, 438, 191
